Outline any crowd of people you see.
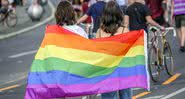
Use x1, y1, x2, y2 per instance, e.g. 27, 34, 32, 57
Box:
53, 0, 185, 98
74, 0, 185, 52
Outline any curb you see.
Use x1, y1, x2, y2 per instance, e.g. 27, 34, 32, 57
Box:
0, 1, 55, 40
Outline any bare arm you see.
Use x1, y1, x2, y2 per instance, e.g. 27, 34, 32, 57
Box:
124, 15, 129, 29
96, 29, 101, 38
77, 14, 89, 24
146, 16, 164, 29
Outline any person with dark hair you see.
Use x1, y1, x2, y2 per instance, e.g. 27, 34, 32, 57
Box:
96, 1, 128, 37
124, 0, 164, 32
96, 1, 131, 99
55, 0, 88, 38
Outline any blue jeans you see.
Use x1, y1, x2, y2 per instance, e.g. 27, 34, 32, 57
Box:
102, 88, 132, 99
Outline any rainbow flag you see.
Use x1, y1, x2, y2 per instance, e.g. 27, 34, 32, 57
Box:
25, 25, 149, 99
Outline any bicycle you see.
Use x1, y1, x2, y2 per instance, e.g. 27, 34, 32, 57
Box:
148, 26, 176, 82
0, 8, 17, 27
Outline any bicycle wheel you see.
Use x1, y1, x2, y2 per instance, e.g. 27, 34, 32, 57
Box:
148, 47, 161, 82
6, 12, 17, 27
163, 42, 174, 76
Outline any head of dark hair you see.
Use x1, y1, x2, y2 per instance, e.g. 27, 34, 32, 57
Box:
72, 0, 81, 5
100, 1, 123, 34
83, 0, 90, 3
55, 1, 76, 26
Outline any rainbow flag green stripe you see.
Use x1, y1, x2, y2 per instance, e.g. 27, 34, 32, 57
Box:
25, 25, 149, 99
31, 55, 145, 78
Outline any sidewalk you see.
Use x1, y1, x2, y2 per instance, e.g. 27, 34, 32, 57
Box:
0, 3, 53, 38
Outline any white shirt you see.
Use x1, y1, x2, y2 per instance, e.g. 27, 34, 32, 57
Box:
8, 0, 14, 3
116, 0, 127, 6
63, 25, 88, 38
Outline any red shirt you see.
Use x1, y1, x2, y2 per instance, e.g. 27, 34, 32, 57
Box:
145, 0, 164, 19
82, 2, 92, 23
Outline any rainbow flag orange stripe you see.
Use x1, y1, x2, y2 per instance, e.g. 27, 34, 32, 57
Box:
25, 25, 149, 99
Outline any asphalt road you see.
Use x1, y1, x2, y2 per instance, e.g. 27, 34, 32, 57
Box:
0, 1, 185, 99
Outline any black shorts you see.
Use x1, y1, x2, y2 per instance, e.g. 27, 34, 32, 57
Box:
175, 14, 185, 28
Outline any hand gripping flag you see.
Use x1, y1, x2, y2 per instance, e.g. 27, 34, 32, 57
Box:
25, 25, 149, 99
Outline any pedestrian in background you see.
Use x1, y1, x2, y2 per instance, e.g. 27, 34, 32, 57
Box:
172, 0, 185, 52
96, 1, 131, 98
77, 0, 106, 38
145, 0, 165, 25
124, 0, 164, 32
55, 0, 88, 39
0, 0, 9, 14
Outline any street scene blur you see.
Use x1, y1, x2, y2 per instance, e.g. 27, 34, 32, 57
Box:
0, 0, 185, 99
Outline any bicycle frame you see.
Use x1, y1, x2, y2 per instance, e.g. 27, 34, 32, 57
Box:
148, 26, 176, 82
149, 27, 176, 66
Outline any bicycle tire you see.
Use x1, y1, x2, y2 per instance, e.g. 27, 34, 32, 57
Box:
6, 12, 17, 27
148, 47, 161, 82
163, 42, 174, 76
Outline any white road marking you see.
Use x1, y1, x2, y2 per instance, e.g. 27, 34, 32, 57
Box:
16, 60, 23, 63
0, 0, 55, 40
8, 50, 37, 58
133, 88, 141, 91
143, 95, 164, 99
0, 73, 27, 87
161, 87, 185, 99
82, 94, 100, 99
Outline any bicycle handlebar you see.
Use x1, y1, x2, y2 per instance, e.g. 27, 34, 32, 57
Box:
149, 26, 177, 37
165, 27, 177, 37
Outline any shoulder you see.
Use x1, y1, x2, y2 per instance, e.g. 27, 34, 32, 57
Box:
89, 3, 96, 8
96, 29, 101, 38
64, 25, 88, 38
116, 27, 125, 34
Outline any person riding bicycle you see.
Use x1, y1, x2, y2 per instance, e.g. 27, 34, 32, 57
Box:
0, 0, 9, 14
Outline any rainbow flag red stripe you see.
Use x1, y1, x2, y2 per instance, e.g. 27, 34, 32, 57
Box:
25, 25, 149, 99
